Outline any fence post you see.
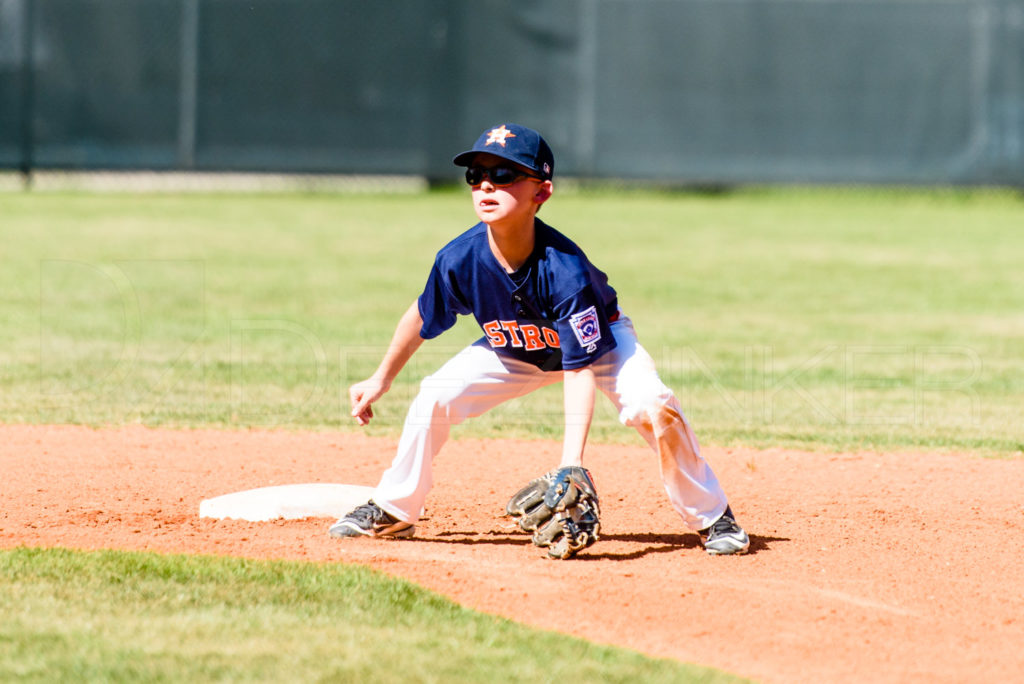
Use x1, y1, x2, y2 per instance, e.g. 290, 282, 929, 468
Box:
577, 0, 598, 177
177, 0, 200, 169
423, 0, 465, 185
19, 0, 35, 185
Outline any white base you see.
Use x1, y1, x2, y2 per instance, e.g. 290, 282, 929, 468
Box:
198, 483, 375, 522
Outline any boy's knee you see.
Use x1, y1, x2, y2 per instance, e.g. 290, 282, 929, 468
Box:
619, 395, 676, 429
617, 371, 675, 420
414, 381, 452, 411
409, 377, 468, 424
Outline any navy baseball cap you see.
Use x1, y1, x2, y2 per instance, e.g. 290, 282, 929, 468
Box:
453, 123, 554, 180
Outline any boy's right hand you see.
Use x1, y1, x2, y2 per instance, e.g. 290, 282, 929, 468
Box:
349, 377, 388, 426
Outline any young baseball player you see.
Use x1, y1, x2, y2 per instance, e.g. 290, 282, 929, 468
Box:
330, 123, 749, 556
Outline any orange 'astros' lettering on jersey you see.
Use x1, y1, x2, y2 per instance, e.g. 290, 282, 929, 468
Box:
520, 324, 545, 351
482, 320, 560, 351
482, 320, 505, 347
500, 321, 523, 347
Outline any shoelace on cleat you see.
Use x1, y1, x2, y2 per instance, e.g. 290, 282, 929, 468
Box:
710, 515, 740, 537
347, 503, 382, 525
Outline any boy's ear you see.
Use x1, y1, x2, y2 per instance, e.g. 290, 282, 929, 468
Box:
534, 180, 554, 205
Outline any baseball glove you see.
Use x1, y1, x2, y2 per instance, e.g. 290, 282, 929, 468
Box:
506, 466, 600, 559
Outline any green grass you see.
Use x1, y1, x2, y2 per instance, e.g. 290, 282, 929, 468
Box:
1, 187, 1023, 454
0, 547, 740, 683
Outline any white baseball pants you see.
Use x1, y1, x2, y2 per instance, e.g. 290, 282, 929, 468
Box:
372, 315, 730, 531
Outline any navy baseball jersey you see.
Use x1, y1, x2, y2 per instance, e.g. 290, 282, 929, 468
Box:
418, 219, 619, 371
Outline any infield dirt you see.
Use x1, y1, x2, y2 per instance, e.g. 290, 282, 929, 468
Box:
2, 424, 1021, 683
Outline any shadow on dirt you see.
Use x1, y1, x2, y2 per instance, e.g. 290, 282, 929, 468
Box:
426, 529, 788, 559
579, 532, 788, 560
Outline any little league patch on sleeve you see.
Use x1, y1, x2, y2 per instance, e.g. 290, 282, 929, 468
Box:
569, 306, 601, 353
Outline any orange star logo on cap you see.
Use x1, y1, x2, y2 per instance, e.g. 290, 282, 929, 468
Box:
485, 125, 516, 147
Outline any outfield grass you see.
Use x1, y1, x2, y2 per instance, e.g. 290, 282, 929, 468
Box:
0, 548, 741, 683
1, 187, 1022, 453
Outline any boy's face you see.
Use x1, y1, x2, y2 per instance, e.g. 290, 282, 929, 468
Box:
466, 153, 552, 227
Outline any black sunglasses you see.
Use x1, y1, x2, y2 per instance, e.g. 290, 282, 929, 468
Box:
465, 165, 540, 187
